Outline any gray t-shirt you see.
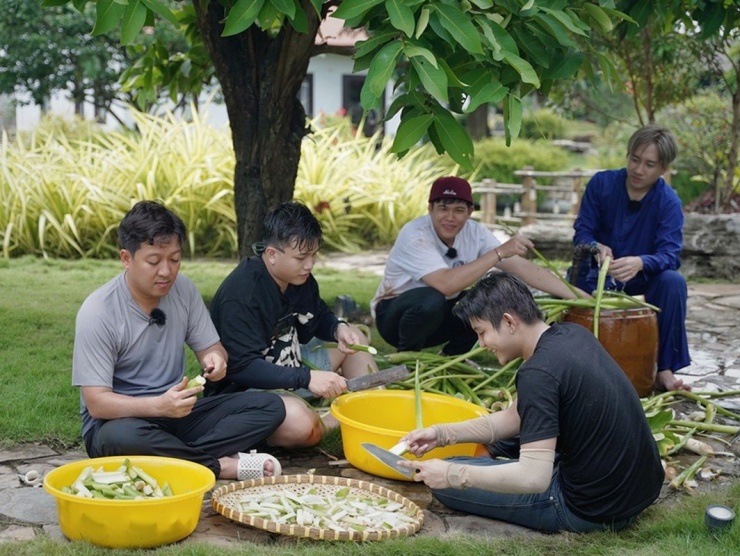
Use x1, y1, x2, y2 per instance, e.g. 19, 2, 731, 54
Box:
72, 272, 219, 437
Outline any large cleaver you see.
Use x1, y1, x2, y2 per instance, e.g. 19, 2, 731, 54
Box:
361, 442, 419, 479
345, 365, 410, 391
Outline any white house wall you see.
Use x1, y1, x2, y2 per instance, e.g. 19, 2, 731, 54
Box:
10, 52, 399, 136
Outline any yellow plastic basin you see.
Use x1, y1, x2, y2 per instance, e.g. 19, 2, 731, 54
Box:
43, 455, 215, 548
331, 390, 488, 481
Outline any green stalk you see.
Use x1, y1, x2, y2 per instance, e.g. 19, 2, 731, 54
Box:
604, 291, 661, 312
669, 420, 739, 435
314, 342, 378, 355
669, 455, 707, 491
592, 256, 611, 338
662, 428, 696, 457
657, 390, 740, 421
472, 358, 522, 391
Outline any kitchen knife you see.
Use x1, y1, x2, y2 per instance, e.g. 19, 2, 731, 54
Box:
346, 365, 410, 391
361, 442, 419, 478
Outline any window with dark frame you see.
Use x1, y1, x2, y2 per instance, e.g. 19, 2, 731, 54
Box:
342, 75, 384, 137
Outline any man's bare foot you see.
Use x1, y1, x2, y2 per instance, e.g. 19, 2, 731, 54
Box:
654, 370, 691, 392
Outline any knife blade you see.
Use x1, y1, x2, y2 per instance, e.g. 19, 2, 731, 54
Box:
361, 442, 418, 479
346, 365, 410, 391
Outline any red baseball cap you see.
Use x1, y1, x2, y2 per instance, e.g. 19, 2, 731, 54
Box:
428, 176, 474, 204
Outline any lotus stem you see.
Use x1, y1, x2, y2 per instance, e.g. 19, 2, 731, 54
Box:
592, 256, 611, 339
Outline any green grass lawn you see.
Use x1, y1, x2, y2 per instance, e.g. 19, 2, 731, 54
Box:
0, 256, 738, 555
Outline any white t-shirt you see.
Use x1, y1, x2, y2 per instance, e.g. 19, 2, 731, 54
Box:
371, 215, 500, 317
72, 272, 219, 437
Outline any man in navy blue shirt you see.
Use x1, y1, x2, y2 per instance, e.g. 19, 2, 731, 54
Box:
573, 125, 690, 392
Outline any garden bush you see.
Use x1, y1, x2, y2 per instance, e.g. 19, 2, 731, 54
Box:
1, 112, 456, 258
469, 137, 573, 184
520, 108, 567, 140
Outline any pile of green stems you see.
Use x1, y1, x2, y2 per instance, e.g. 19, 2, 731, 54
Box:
381, 348, 521, 409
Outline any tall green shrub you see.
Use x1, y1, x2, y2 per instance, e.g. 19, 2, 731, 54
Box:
1, 113, 458, 258
520, 108, 567, 140
470, 138, 573, 184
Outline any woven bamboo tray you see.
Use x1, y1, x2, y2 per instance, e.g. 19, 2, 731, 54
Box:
211, 474, 424, 541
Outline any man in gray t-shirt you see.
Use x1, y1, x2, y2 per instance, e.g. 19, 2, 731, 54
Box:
72, 201, 286, 480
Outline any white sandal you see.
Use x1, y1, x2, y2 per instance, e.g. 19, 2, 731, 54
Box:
234, 449, 282, 480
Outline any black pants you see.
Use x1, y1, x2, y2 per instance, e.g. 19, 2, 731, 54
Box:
375, 287, 477, 355
84, 391, 286, 477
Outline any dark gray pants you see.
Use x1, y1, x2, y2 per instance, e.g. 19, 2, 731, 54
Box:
84, 391, 285, 477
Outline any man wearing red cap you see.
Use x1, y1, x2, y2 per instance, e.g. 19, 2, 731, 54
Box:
372, 176, 585, 356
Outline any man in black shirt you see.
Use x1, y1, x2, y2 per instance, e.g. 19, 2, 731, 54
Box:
207, 202, 377, 447
398, 272, 664, 533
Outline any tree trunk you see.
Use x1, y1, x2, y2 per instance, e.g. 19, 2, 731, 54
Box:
641, 26, 655, 123
193, 1, 320, 257
721, 76, 740, 212
466, 103, 490, 141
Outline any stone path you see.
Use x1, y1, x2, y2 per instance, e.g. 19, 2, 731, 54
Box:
1, 252, 738, 547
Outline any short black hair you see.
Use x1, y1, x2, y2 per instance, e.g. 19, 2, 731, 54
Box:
453, 271, 542, 330
261, 202, 323, 253
117, 200, 187, 255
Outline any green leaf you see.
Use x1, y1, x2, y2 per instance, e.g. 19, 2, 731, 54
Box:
354, 30, 398, 58
533, 14, 575, 48
272, 0, 296, 19
140, 0, 179, 26
465, 78, 509, 114
91, 0, 125, 36
428, 10, 455, 46
436, 58, 467, 88
308, 0, 323, 15
121, 0, 148, 45
391, 113, 434, 153
540, 7, 587, 36
698, 1, 726, 39
542, 49, 583, 80
223, 0, 265, 36
600, 7, 635, 27
645, 409, 674, 432
41, 0, 70, 6
415, 6, 430, 38
518, 25, 552, 67
501, 51, 540, 87
411, 57, 449, 104
469, 0, 493, 8
385, 92, 415, 120
287, 3, 308, 33
364, 40, 403, 98
256, 1, 282, 32
431, 112, 473, 169
435, 3, 483, 54
403, 44, 437, 67
583, 3, 613, 33
332, 0, 385, 21
503, 94, 522, 146
483, 19, 518, 53
386, 0, 415, 36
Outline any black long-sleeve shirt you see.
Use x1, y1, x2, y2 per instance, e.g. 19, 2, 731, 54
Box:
205, 256, 340, 396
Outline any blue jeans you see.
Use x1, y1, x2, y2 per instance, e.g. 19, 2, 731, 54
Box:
432, 456, 634, 533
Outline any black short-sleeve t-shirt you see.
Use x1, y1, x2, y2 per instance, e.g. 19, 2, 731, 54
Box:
516, 322, 663, 523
